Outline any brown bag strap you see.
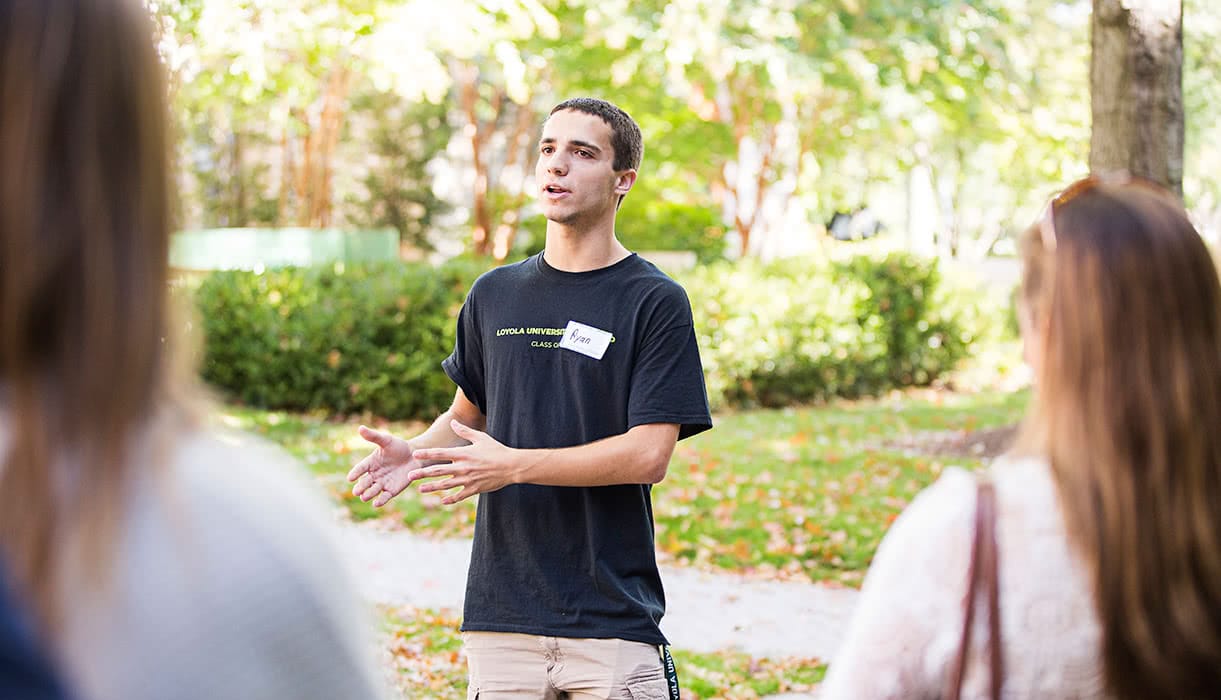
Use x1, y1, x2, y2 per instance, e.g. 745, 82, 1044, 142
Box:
946, 478, 1003, 700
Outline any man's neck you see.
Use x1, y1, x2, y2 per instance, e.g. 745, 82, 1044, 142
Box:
542, 219, 631, 272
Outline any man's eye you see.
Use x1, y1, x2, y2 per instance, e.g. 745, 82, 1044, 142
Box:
577, 150, 591, 158
541, 146, 554, 154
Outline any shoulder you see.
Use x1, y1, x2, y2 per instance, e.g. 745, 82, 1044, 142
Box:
170, 428, 378, 641
620, 256, 693, 313
820, 468, 981, 697
987, 454, 1059, 519
57, 425, 382, 700
172, 427, 344, 561
629, 255, 688, 291
866, 456, 1076, 625
149, 425, 360, 620
874, 466, 979, 568
469, 256, 537, 296
878, 457, 1055, 556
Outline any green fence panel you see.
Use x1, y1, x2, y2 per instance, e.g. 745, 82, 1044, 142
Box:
170, 228, 398, 270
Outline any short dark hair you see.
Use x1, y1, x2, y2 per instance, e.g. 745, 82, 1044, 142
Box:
549, 97, 643, 172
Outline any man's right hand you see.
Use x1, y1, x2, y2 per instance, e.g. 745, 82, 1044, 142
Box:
347, 425, 421, 508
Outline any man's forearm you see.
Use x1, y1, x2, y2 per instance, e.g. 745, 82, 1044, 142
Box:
511, 424, 679, 487
411, 389, 488, 451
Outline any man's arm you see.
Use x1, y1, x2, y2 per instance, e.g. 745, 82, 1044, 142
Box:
409, 421, 680, 505
346, 387, 486, 507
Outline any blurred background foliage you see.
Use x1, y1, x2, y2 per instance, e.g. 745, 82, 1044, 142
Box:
152, 0, 1217, 416
148, 0, 1220, 263
191, 252, 1012, 418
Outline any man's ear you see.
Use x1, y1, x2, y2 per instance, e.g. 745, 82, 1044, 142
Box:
614, 169, 637, 197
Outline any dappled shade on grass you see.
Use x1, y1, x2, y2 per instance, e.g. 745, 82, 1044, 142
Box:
654, 389, 1027, 586
224, 390, 1030, 699
221, 388, 1028, 587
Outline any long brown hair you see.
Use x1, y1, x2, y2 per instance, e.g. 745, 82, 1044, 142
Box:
0, 0, 194, 635
1016, 180, 1221, 698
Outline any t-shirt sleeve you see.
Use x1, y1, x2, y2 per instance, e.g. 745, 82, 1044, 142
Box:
627, 287, 712, 441
441, 286, 488, 415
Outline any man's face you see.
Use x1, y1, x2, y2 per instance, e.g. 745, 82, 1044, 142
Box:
535, 109, 633, 226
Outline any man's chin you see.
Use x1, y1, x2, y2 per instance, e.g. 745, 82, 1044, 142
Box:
543, 209, 581, 225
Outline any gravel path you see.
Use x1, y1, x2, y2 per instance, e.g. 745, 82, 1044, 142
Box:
338, 518, 860, 662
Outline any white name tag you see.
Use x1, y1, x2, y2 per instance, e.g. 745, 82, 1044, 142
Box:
558, 320, 613, 360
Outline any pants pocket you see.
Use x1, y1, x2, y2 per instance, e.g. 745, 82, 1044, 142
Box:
623, 668, 669, 700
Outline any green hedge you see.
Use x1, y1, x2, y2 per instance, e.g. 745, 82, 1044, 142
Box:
192, 253, 1007, 418
519, 200, 727, 264
616, 200, 728, 264
676, 254, 999, 408
195, 260, 484, 418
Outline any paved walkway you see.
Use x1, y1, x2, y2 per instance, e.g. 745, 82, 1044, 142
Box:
338, 518, 860, 666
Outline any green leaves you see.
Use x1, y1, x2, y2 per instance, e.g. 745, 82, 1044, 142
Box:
194, 259, 487, 419
1184, 0, 1221, 210
191, 251, 1010, 419
152, 0, 1119, 258
676, 253, 1009, 409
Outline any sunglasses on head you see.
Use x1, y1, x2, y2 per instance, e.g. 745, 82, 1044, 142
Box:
1038, 172, 1172, 252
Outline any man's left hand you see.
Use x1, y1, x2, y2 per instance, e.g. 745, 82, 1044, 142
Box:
409, 420, 521, 504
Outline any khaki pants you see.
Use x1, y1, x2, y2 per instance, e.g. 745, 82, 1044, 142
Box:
462, 632, 669, 700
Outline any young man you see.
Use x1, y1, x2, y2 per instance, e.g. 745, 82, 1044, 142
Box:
348, 97, 712, 698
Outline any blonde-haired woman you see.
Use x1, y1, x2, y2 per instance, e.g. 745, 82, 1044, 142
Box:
821, 176, 1221, 699
0, 2, 384, 699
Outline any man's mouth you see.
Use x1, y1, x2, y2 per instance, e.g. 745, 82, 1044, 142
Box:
543, 184, 570, 195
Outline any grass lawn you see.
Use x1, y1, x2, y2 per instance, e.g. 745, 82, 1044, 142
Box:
220, 387, 1028, 586
380, 604, 825, 700
219, 387, 1029, 698
656, 388, 1028, 585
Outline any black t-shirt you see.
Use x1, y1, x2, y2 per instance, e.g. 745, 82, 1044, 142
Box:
442, 252, 712, 645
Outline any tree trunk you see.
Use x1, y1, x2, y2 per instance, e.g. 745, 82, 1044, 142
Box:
231, 131, 246, 225
285, 64, 351, 228
456, 61, 502, 257
698, 76, 780, 258
743, 127, 776, 257
1090, 0, 1184, 197
491, 102, 537, 262
278, 128, 291, 224
295, 118, 313, 226
313, 65, 351, 227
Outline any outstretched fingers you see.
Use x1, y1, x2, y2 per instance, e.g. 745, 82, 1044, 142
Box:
417, 473, 463, 494
411, 474, 471, 503
370, 472, 415, 507
347, 453, 375, 483
356, 479, 384, 504
347, 425, 389, 482
409, 462, 464, 481
358, 424, 393, 447
412, 447, 459, 463
442, 485, 477, 505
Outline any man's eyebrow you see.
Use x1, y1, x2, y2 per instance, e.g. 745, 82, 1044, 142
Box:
569, 139, 603, 153
538, 137, 603, 154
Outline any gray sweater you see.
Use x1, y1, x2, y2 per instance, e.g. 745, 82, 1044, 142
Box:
21, 425, 387, 700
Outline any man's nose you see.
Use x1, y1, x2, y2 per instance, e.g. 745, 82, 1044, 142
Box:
547, 154, 568, 175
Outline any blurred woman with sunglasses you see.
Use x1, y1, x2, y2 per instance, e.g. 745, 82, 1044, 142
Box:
821, 174, 1221, 699
0, 2, 384, 698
